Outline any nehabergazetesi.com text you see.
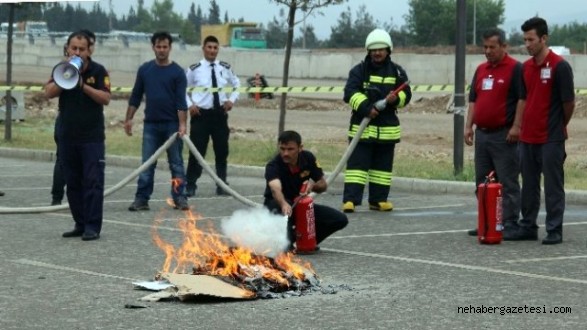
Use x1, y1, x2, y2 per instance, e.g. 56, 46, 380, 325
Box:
457, 305, 572, 315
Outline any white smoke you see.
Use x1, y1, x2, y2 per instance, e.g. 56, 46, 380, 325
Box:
221, 207, 290, 258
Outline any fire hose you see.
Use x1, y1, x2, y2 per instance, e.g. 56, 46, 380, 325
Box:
311, 80, 409, 197
180, 134, 261, 208
0, 83, 407, 214
0, 123, 368, 214
0, 134, 178, 214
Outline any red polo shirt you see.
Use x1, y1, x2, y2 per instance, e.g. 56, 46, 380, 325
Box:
469, 54, 522, 129
520, 50, 575, 143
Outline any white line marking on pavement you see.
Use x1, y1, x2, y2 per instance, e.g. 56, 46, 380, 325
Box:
323, 248, 587, 285
331, 221, 587, 239
504, 255, 587, 263
395, 203, 466, 211
331, 229, 469, 239
10, 259, 139, 281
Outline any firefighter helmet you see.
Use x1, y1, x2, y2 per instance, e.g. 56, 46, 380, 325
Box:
365, 28, 393, 51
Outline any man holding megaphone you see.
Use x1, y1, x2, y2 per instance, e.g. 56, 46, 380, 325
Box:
45, 30, 111, 241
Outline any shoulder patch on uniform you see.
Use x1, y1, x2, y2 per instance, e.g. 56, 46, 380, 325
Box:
189, 63, 201, 70
219, 61, 231, 69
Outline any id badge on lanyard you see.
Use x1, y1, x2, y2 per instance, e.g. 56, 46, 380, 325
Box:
541, 62, 551, 80
482, 75, 494, 90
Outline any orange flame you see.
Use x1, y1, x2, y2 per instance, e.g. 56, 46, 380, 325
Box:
170, 178, 182, 194
151, 208, 314, 285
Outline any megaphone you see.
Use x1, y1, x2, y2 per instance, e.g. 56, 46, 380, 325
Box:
52, 56, 83, 90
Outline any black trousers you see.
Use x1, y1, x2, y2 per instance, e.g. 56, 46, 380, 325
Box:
518, 141, 566, 234
474, 128, 520, 227
59, 140, 105, 234
186, 109, 229, 188
264, 199, 348, 245
51, 116, 66, 201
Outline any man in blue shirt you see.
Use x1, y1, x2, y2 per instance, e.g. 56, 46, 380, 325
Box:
124, 31, 189, 211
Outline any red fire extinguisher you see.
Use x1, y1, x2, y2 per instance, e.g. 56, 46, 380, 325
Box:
292, 181, 317, 254
477, 171, 503, 244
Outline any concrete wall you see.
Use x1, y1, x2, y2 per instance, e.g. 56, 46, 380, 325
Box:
2, 39, 587, 87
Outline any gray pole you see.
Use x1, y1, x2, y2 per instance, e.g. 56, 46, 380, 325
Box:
473, 0, 476, 46
4, 3, 15, 141
453, 0, 467, 175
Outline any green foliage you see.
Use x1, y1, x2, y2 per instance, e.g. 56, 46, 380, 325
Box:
406, 0, 505, 46
550, 21, 587, 54
207, 0, 221, 25
327, 5, 380, 48
266, 15, 288, 49
406, 0, 455, 46
469, 0, 505, 45
2, 0, 585, 51
293, 25, 322, 48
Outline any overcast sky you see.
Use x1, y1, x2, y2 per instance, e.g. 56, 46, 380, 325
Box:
72, 0, 587, 39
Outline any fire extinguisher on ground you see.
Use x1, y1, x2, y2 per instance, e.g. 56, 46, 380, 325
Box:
477, 171, 503, 244
292, 181, 317, 254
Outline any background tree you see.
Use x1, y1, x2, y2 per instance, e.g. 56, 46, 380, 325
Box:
265, 14, 288, 48
327, 5, 377, 48
269, 0, 347, 135
405, 0, 454, 46
180, 20, 198, 45
43, 3, 66, 32
121, 6, 140, 31
468, 0, 505, 45
150, 0, 182, 33
506, 29, 523, 47
134, 0, 154, 32
207, 0, 221, 25
327, 6, 352, 48
405, 0, 505, 46
293, 24, 321, 48
550, 22, 587, 54
86, 3, 110, 33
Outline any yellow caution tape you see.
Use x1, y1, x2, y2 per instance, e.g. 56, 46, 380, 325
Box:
1, 85, 587, 95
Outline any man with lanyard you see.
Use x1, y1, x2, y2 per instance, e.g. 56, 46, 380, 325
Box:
45, 30, 111, 241
185, 35, 240, 197
125, 31, 189, 211
264, 130, 348, 250
341, 28, 412, 213
464, 28, 522, 239
509, 17, 575, 245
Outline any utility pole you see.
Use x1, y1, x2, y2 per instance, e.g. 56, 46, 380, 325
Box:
453, 0, 467, 175
109, 0, 113, 31
473, 0, 477, 45
4, 3, 16, 141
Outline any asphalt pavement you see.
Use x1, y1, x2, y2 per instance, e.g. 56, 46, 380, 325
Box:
0, 154, 586, 329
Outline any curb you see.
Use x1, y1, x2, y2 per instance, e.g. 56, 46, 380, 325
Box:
2, 147, 586, 204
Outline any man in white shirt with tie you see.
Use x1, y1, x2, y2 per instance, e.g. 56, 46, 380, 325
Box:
185, 35, 240, 197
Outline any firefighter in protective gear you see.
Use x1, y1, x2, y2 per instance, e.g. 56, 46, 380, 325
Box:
342, 28, 412, 213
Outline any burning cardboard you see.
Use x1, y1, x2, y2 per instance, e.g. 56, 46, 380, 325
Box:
139, 207, 321, 302
136, 274, 255, 302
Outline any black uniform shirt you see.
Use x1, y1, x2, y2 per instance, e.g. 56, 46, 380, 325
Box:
264, 150, 324, 202
56, 59, 110, 142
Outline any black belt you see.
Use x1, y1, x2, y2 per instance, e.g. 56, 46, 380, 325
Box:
478, 126, 508, 133
199, 106, 223, 111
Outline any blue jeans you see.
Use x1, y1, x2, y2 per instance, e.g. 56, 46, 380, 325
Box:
135, 121, 186, 202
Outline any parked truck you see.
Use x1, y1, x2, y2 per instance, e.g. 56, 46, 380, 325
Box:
17, 21, 48, 36
1, 21, 48, 37
200, 23, 267, 49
